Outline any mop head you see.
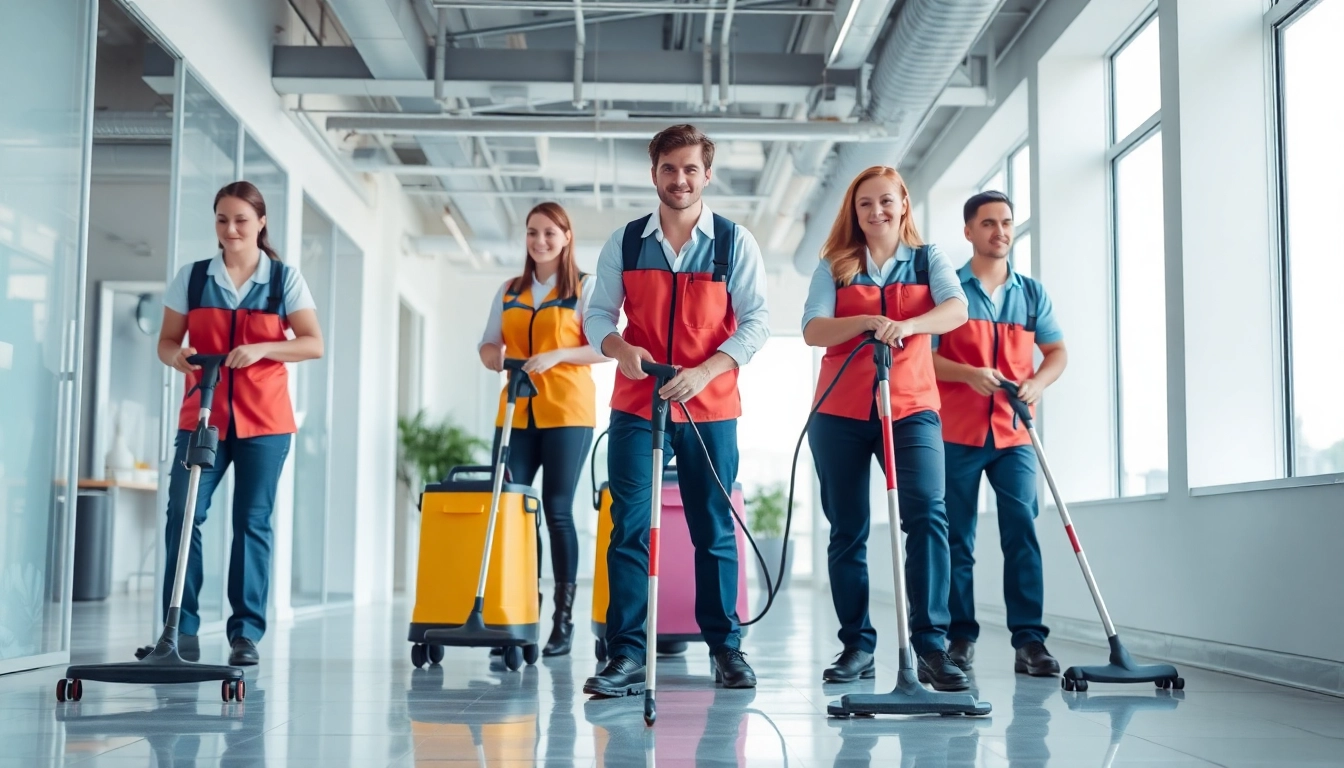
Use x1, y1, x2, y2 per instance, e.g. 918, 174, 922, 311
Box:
827, 669, 992, 718
424, 609, 527, 648
1063, 636, 1182, 690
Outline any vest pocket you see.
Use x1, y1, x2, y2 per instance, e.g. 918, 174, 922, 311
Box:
680, 278, 729, 330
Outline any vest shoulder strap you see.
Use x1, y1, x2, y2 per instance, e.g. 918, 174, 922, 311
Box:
622, 215, 653, 271
711, 214, 735, 282
913, 245, 930, 286
1022, 277, 1039, 333
187, 259, 211, 311
267, 259, 285, 315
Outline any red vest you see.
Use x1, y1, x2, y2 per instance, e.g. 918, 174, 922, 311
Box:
813, 247, 941, 422
177, 258, 297, 438
609, 214, 740, 423
936, 277, 1040, 448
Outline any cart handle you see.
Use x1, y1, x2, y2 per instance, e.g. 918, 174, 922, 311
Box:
998, 380, 1034, 429
445, 465, 513, 483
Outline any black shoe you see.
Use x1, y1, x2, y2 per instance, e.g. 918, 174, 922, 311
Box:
917, 650, 970, 691
134, 633, 199, 662
1014, 641, 1061, 677
583, 655, 645, 697
711, 647, 757, 689
948, 638, 975, 670
542, 583, 576, 657
822, 648, 875, 683
229, 637, 259, 666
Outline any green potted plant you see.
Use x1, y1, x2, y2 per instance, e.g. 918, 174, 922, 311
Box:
396, 410, 490, 502
746, 481, 793, 594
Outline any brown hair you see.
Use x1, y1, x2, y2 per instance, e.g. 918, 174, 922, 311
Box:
510, 202, 580, 300
821, 166, 924, 286
214, 181, 280, 261
648, 124, 716, 170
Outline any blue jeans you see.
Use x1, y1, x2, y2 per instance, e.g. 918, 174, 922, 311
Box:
809, 410, 952, 656
604, 410, 741, 666
944, 436, 1048, 648
162, 428, 291, 641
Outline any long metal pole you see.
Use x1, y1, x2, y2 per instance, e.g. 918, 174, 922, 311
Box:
876, 378, 914, 672
476, 401, 517, 599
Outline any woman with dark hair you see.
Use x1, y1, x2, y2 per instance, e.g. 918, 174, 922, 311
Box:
479, 201, 606, 657
140, 180, 323, 667
801, 166, 970, 690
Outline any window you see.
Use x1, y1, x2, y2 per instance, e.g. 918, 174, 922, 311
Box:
978, 142, 1033, 278
1275, 0, 1344, 477
1109, 14, 1166, 497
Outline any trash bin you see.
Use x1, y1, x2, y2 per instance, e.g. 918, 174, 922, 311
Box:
73, 490, 114, 601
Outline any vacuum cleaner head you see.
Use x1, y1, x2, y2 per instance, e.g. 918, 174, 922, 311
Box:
423, 606, 530, 648
1061, 636, 1183, 692
827, 669, 992, 718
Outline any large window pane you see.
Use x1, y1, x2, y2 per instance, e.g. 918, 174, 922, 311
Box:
1115, 132, 1167, 495
980, 169, 1006, 195
1010, 144, 1032, 224
1012, 231, 1032, 280
0, 0, 93, 669
292, 200, 332, 607
1281, 0, 1344, 476
1112, 17, 1161, 142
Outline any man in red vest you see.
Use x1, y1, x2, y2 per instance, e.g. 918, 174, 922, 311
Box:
933, 191, 1068, 676
581, 125, 770, 696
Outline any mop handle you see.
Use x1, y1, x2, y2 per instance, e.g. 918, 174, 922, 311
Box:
1000, 382, 1117, 637
641, 360, 675, 724
872, 340, 914, 669
168, 354, 226, 618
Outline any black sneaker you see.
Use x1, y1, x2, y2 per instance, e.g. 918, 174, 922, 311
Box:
822, 648, 876, 683
1014, 641, 1061, 677
711, 647, 757, 689
229, 637, 259, 666
917, 650, 970, 691
582, 655, 645, 697
948, 638, 975, 670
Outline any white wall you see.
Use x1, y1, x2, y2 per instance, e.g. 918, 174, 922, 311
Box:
870, 0, 1344, 691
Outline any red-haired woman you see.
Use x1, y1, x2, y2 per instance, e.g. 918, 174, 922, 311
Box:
478, 202, 606, 657
144, 181, 323, 668
801, 166, 970, 690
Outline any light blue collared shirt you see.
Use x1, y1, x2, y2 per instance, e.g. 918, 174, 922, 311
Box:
584, 203, 770, 367
164, 253, 315, 316
800, 243, 966, 333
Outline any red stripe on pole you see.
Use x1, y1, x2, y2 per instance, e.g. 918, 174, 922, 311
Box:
649, 528, 660, 577
1065, 525, 1081, 553
882, 433, 897, 490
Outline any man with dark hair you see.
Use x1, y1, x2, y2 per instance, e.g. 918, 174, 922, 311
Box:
582, 124, 770, 696
931, 190, 1068, 676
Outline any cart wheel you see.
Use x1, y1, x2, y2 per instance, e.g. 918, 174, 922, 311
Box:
222, 680, 234, 702
1074, 680, 1089, 692
70, 679, 83, 702
1061, 678, 1074, 692
411, 643, 427, 669
523, 644, 539, 665
56, 679, 68, 703
427, 644, 445, 665
235, 680, 246, 702
504, 646, 524, 671
595, 639, 607, 662
1171, 677, 1185, 690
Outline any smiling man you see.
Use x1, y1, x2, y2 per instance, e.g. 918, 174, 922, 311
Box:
581, 124, 770, 697
931, 190, 1068, 677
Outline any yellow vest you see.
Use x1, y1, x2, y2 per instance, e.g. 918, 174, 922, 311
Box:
495, 278, 597, 429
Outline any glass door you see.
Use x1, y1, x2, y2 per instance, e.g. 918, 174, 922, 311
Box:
0, 0, 97, 673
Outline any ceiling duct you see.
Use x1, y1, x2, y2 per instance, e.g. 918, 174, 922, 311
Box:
792, 0, 1001, 274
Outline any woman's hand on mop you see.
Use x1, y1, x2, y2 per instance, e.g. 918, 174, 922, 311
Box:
865, 316, 913, 347
225, 344, 270, 369
522, 349, 564, 374
659, 365, 711, 403
968, 367, 1005, 397
479, 343, 505, 372
170, 346, 201, 374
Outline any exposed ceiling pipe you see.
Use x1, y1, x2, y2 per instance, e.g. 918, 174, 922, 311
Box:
431, 0, 829, 16
325, 115, 889, 141
573, 0, 587, 109
791, 0, 1001, 274
702, 0, 717, 111
718, 0, 737, 110
435, 8, 447, 102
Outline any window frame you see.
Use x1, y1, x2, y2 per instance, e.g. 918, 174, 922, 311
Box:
1269, 0, 1334, 477
1106, 10, 1163, 498
975, 136, 1033, 277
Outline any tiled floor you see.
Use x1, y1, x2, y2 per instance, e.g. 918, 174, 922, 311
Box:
3, 584, 1343, 766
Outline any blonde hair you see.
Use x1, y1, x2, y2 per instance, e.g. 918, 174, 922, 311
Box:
820, 166, 924, 286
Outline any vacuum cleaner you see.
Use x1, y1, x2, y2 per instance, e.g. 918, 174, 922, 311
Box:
826, 339, 992, 719
999, 380, 1184, 692
58, 353, 246, 703
419, 358, 542, 669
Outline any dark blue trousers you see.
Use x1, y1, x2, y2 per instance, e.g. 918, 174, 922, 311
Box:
808, 410, 952, 656
162, 428, 290, 641
944, 435, 1048, 649
604, 409, 741, 666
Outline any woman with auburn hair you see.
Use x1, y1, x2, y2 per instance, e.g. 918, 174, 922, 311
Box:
800, 166, 971, 690
478, 201, 607, 657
